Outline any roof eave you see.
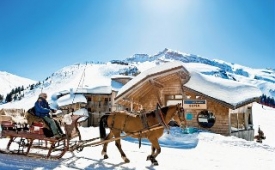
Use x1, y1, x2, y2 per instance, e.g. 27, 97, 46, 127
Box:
182, 86, 259, 110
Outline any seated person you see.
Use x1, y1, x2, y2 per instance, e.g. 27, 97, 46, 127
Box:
34, 93, 64, 139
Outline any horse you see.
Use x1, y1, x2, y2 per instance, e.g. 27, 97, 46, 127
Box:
99, 104, 185, 165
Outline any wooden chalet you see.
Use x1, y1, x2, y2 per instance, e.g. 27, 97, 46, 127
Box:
114, 61, 262, 141
51, 76, 132, 127
115, 61, 190, 111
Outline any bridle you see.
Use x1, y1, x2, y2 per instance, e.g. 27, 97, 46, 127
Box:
174, 104, 186, 126
177, 107, 185, 122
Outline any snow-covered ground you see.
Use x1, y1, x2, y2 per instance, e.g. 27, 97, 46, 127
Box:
0, 102, 274, 170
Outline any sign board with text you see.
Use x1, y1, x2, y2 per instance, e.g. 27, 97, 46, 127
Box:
183, 100, 207, 109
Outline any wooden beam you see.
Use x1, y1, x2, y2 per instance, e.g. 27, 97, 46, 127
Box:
177, 71, 190, 100
149, 79, 164, 88
151, 85, 163, 106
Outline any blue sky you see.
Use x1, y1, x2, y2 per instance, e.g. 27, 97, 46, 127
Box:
0, 0, 274, 81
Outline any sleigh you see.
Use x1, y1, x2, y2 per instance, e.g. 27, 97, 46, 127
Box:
0, 114, 83, 159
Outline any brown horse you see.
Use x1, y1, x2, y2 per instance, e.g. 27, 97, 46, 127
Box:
99, 104, 185, 165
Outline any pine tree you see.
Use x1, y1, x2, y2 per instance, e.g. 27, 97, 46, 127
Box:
5, 93, 12, 102
30, 84, 34, 90
0, 94, 3, 102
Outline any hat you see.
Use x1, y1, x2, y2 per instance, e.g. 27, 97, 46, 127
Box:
39, 93, 47, 98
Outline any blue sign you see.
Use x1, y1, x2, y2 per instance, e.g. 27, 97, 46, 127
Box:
186, 113, 193, 120
184, 100, 206, 104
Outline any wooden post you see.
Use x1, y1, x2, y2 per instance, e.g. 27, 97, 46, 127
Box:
149, 79, 163, 106
130, 98, 133, 112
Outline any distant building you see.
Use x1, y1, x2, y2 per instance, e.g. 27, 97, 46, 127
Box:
50, 76, 132, 126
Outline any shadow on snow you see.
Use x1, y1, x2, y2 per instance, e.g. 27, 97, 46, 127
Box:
122, 127, 200, 149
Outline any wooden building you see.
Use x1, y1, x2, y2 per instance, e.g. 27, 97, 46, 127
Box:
114, 61, 261, 141
115, 61, 190, 111
51, 76, 132, 127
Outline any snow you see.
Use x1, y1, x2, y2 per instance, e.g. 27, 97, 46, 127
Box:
1, 51, 274, 108
117, 61, 186, 97
0, 103, 274, 170
0, 71, 36, 96
185, 71, 262, 107
0, 63, 130, 110
68, 108, 89, 122
56, 94, 87, 107
0, 61, 274, 169
117, 61, 261, 108
75, 86, 113, 94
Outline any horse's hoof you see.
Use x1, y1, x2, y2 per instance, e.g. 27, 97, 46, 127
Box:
151, 158, 158, 166
103, 155, 109, 159
153, 161, 159, 166
148, 156, 158, 166
146, 155, 153, 161
124, 158, 130, 163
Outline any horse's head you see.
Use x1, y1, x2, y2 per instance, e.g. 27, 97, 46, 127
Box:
170, 104, 186, 128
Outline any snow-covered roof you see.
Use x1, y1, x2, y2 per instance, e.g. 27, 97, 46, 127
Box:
49, 101, 59, 110
75, 86, 112, 94
56, 93, 87, 107
51, 90, 70, 100
183, 71, 262, 109
69, 108, 89, 122
116, 61, 188, 97
116, 61, 261, 109
111, 80, 124, 92
111, 75, 133, 79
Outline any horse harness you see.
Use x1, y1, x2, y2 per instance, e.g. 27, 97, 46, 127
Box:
109, 112, 130, 132
108, 104, 184, 136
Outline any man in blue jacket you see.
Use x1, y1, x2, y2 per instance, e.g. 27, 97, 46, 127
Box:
34, 93, 64, 139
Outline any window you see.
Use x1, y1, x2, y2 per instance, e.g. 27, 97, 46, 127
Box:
230, 113, 245, 131
197, 110, 216, 128
175, 95, 183, 99
166, 94, 183, 106
230, 106, 252, 132
104, 98, 108, 105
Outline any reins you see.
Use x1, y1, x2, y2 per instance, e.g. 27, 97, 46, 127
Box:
155, 103, 170, 131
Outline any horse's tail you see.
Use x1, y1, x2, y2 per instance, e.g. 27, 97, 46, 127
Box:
99, 114, 109, 140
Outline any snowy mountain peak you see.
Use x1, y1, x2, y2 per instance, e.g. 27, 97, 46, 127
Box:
0, 71, 36, 96
123, 49, 275, 99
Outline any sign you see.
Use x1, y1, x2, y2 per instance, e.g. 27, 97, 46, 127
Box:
183, 100, 207, 109
186, 113, 193, 120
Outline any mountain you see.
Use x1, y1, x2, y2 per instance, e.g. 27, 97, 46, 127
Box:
122, 48, 275, 99
0, 48, 274, 109
0, 63, 138, 109
0, 71, 36, 97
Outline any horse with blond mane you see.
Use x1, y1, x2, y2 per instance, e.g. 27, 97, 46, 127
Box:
99, 104, 185, 165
